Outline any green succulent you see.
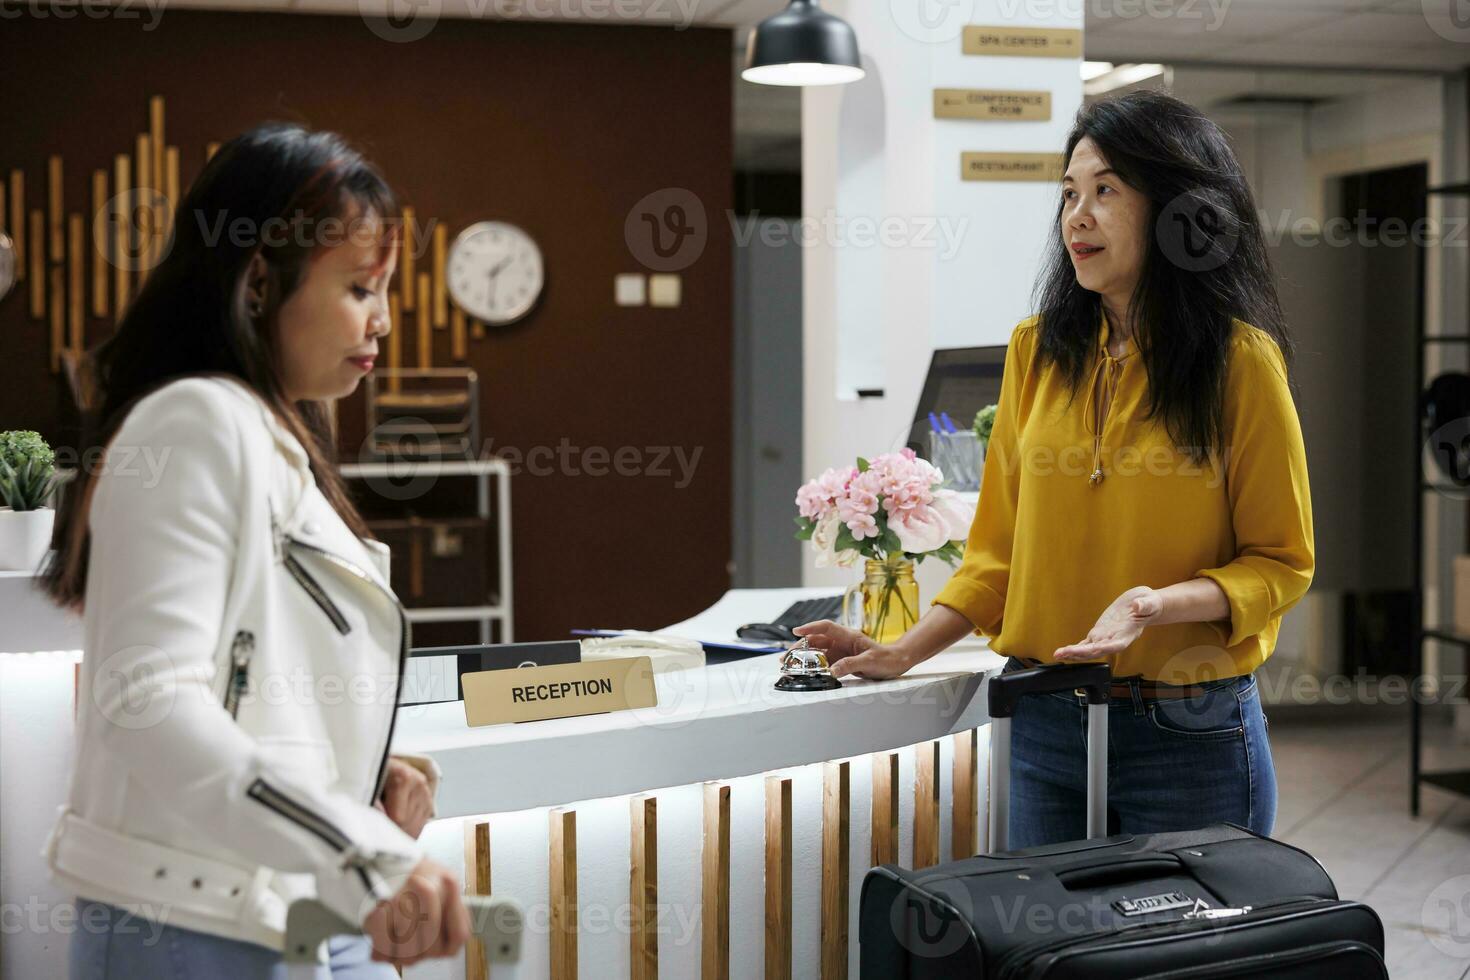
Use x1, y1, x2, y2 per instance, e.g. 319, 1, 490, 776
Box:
973, 404, 998, 451
0, 431, 58, 511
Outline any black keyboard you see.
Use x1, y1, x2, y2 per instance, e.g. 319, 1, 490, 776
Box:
774, 594, 844, 628
735, 594, 846, 643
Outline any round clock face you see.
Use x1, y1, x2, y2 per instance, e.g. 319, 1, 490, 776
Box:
447, 221, 544, 325
0, 234, 14, 304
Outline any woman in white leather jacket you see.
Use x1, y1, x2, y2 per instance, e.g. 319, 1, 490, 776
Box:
40, 124, 469, 977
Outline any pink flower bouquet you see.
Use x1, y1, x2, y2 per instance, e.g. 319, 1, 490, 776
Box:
794, 449, 973, 569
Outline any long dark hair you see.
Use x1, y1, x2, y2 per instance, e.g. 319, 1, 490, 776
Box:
43, 123, 399, 610
1033, 90, 1293, 464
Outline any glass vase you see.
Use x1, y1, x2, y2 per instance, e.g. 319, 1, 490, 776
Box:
842, 557, 920, 645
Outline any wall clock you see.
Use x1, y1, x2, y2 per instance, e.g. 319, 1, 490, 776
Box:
446, 221, 544, 326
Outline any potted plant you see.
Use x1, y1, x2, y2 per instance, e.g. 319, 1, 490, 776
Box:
0, 430, 60, 572
973, 404, 997, 457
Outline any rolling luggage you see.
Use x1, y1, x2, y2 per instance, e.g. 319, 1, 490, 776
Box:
859, 662, 1387, 979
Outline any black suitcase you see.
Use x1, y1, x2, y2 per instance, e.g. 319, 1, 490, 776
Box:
859, 662, 1387, 979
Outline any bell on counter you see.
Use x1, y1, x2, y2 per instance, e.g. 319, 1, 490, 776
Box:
774, 637, 842, 692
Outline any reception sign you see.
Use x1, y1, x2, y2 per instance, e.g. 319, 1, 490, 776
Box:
463, 656, 658, 726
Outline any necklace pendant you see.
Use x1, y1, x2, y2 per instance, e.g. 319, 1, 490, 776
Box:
1089, 468, 1103, 486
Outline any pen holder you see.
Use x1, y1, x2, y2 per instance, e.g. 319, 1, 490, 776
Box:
928, 430, 982, 491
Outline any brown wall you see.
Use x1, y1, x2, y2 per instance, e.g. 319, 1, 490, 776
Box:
0, 11, 734, 641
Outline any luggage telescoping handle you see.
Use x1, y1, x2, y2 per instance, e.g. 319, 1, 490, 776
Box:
282, 894, 523, 974
986, 662, 1111, 853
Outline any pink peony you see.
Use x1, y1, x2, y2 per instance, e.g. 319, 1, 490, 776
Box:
888, 505, 951, 554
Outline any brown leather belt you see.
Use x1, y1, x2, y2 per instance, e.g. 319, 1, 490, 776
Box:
1014, 658, 1214, 701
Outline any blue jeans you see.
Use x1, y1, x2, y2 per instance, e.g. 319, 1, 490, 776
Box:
69, 900, 396, 979
1004, 657, 1276, 851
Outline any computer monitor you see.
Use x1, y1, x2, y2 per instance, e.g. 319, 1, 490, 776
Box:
906, 345, 1009, 456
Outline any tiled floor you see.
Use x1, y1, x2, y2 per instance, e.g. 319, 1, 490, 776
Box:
1269, 707, 1470, 978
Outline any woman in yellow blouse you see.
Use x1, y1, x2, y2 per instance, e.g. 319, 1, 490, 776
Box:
797, 90, 1312, 848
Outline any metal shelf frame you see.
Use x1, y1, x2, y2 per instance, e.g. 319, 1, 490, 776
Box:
340, 459, 514, 645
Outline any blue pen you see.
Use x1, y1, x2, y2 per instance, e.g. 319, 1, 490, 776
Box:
928, 412, 941, 433
940, 412, 958, 433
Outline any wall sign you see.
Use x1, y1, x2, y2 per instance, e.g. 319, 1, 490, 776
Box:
960, 152, 1066, 183
462, 656, 658, 726
962, 26, 1082, 59
934, 89, 1051, 121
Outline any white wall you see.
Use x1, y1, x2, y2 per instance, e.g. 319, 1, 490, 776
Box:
801, 1, 1083, 593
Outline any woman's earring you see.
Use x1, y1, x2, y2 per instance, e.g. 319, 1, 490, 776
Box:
248, 298, 263, 319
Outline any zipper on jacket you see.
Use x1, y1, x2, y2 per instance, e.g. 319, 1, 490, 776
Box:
282, 551, 353, 635
246, 778, 374, 893
223, 630, 255, 719
281, 533, 410, 806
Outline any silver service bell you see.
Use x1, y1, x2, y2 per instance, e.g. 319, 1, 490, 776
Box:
774, 637, 842, 692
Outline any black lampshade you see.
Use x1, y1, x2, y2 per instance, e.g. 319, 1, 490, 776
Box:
742, 0, 864, 87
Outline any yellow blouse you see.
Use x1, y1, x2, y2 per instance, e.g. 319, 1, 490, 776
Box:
933, 315, 1314, 683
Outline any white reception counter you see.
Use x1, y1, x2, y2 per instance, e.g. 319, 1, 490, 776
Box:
1, 585, 1006, 980
397, 587, 1004, 818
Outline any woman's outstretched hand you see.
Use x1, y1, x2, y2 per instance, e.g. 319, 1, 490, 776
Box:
1053, 586, 1163, 662
792, 620, 912, 680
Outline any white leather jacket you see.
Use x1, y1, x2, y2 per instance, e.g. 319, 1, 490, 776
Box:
44, 375, 423, 950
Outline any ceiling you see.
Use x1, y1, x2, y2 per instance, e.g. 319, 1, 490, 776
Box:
90, 0, 1467, 170
124, 0, 785, 24
1085, 0, 1470, 72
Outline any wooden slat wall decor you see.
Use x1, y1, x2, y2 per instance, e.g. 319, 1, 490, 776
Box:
464, 820, 491, 980
821, 761, 850, 980
9, 170, 23, 277
67, 214, 83, 360
164, 146, 180, 252
451, 304, 467, 362
914, 741, 940, 869
700, 782, 730, 980
29, 210, 44, 319
47, 156, 63, 263
400, 205, 416, 311
91, 170, 108, 318
629, 795, 657, 980
764, 775, 792, 980
134, 133, 150, 293
113, 154, 130, 319
953, 729, 979, 860
387, 293, 402, 392
416, 272, 432, 369
49, 266, 64, 373
549, 808, 577, 980
871, 752, 898, 868
433, 222, 448, 328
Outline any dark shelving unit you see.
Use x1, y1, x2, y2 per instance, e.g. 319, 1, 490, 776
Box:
1411, 183, 1470, 816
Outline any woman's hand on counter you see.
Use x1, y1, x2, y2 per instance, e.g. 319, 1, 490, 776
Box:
795, 605, 976, 680
378, 757, 435, 839
365, 857, 470, 966
793, 620, 914, 680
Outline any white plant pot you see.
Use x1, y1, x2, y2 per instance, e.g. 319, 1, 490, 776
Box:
0, 506, 55, 572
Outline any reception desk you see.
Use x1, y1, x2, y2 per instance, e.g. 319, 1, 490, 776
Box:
0, 585, 1005, 980
397, 588, 1006, 980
